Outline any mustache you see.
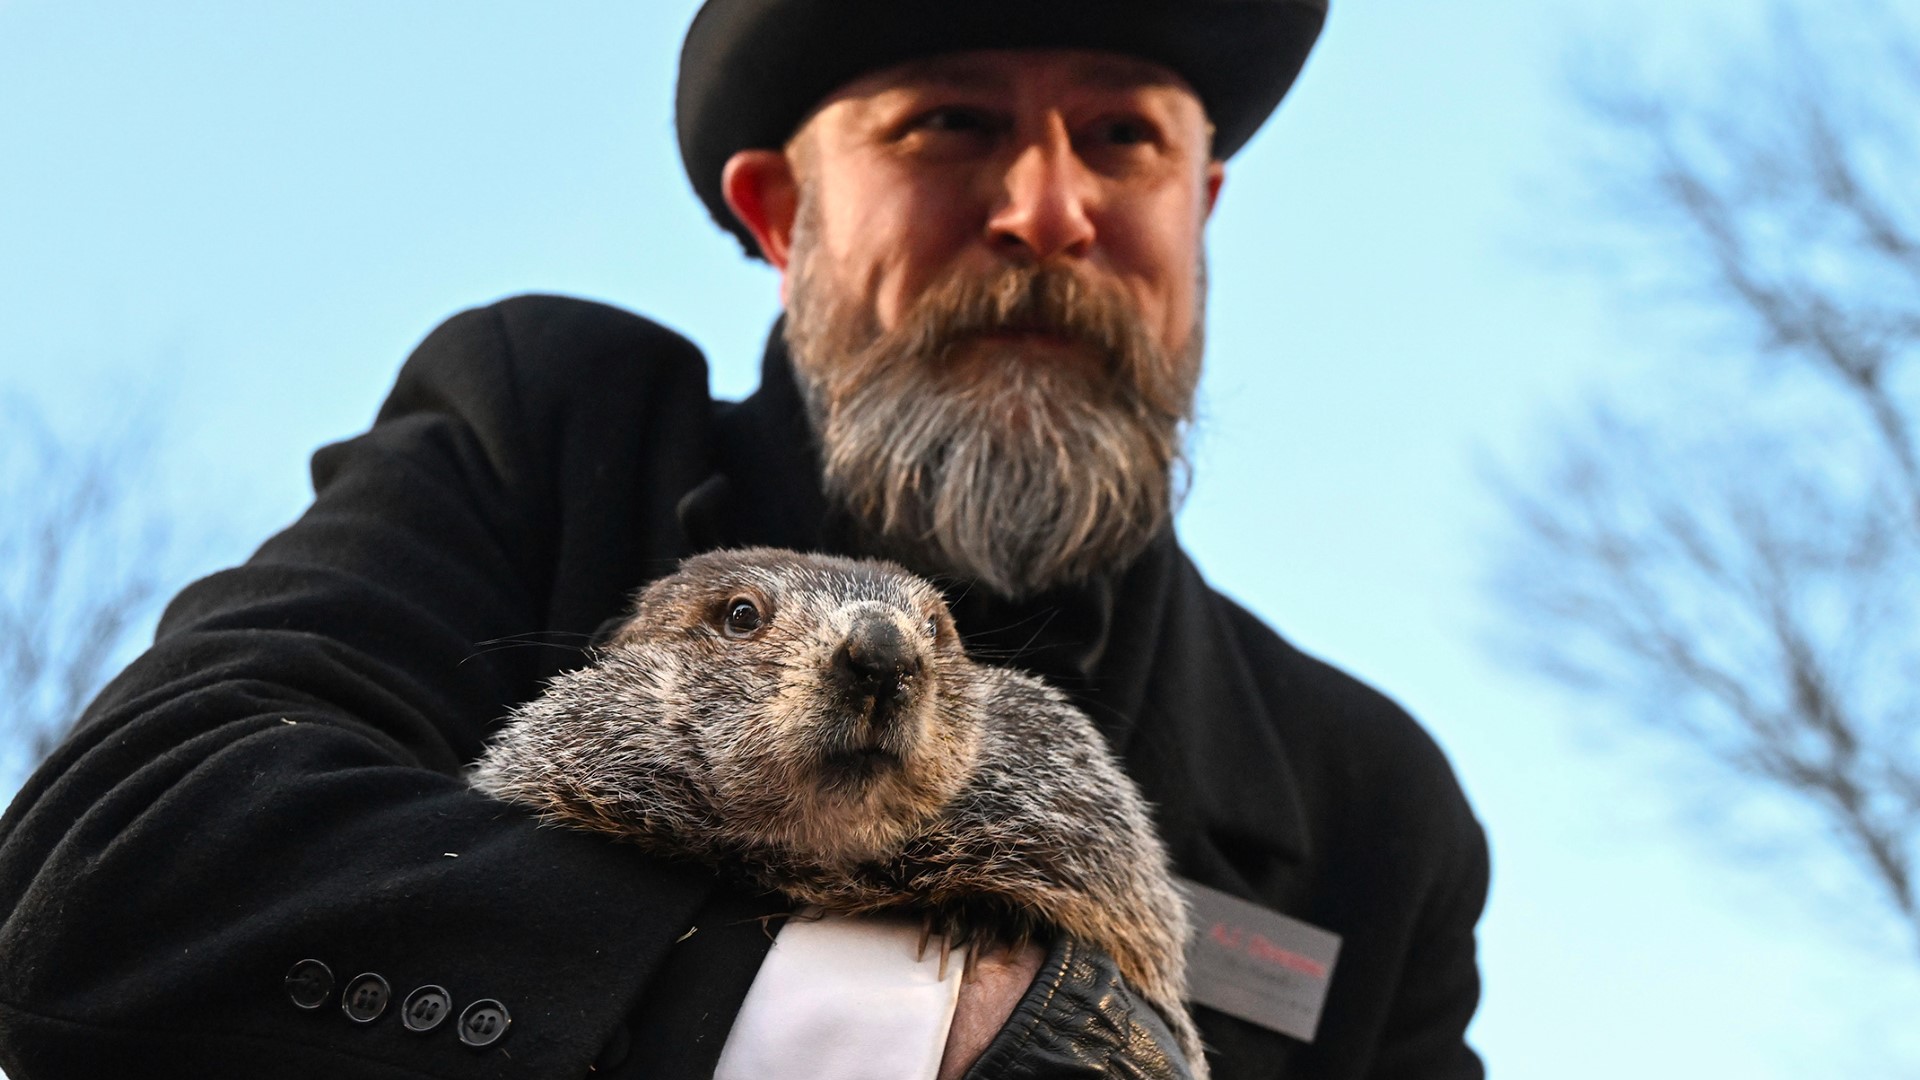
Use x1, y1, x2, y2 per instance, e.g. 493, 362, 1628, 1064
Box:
888, 264, 1148, 371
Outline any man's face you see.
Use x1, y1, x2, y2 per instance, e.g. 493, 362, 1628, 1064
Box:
727, 49, 1223, 597
787, 48, 1220, 366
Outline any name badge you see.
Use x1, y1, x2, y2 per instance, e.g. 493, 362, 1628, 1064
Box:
1179, 877, 1342, 1044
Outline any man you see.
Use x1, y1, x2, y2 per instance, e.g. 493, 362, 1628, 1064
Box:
0, 2, 1488, 1077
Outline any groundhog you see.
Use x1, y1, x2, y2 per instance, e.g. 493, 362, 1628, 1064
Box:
470, 547, 1206, 1075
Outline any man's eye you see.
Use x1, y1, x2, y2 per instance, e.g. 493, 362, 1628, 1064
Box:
1097, 118, 1155, 146
914, 107, 995, 135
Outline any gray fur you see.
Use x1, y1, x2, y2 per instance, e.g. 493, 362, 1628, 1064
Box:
470, 547, 1207, 1075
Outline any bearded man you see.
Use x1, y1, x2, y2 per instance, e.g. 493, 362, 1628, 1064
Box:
0, 3, 1488, 1079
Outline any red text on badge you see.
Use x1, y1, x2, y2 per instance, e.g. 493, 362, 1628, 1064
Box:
1210, 921, 1329, 980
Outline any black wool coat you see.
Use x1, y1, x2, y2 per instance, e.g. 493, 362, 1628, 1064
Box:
0, 295, 1488, 1079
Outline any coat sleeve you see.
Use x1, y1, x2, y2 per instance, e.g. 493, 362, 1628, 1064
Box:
0, 296, 776, 1079
1324, 678, 1490, 1080
1369, 791, 1489, 1080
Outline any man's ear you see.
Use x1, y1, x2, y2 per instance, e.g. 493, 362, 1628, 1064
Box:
1203, 160, 1225, 220
722, 149, 800, 272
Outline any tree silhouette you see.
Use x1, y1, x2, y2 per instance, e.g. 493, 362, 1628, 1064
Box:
0, 400, 172, 798
1489, 4, 1920, 954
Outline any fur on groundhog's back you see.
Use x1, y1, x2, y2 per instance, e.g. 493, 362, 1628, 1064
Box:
469, 546, 1206, 1074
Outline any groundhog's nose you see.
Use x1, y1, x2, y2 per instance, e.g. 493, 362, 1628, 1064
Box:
833, 615, 923, 710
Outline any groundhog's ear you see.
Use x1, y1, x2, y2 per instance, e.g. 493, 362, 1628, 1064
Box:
589, 610, 636, 650
600, 583, 674, 649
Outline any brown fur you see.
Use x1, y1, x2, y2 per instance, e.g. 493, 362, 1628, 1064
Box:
470, 547, 1207, 1074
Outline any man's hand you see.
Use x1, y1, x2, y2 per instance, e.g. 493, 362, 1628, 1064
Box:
939, 936, 1202, 1080
938, 940, 1047, 1080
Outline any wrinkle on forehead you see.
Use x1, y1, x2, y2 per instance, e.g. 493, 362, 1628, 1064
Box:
801, 48, 1203, 137
879, 49, 1196, 96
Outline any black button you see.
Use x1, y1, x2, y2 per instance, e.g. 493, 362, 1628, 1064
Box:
341, 972, 391, 1024
284, 959, 333, 1010
458, 999, 511, 1049
401, 985, 452, 1033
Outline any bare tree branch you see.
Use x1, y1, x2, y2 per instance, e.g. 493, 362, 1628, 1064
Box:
1499, 4, 1920, 956
1488, 382, 1920, 954
1569, 5, 1920, 526
0, 398, 172, 791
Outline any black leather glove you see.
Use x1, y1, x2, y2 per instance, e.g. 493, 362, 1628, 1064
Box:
962, 936, 1197, 1080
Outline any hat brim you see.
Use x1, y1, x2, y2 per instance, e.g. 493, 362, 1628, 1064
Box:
677, 0, 1328, 254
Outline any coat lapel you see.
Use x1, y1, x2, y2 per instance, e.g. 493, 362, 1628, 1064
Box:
1101, 544, 1313, 904
676, 320, 834, 555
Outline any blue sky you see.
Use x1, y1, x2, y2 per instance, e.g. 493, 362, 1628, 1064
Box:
3, 2, 1916, 1075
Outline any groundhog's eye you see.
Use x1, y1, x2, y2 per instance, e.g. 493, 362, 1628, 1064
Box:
723, 597, 763, 638
922, 616, 940, 640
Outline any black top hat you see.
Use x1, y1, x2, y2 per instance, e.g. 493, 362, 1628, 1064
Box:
677, 0, 1329, 254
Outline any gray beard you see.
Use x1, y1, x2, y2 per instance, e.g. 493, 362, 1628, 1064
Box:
784, 259, 1202, 599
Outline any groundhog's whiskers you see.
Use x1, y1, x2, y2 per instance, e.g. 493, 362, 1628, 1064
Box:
460, 631, 596, 665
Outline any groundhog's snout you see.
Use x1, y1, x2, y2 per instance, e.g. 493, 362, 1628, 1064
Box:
830, 609, 924, 726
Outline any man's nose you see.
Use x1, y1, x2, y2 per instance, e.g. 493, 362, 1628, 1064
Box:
986, 118, 1096, 263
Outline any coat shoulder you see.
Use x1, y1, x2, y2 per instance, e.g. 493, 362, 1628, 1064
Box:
406, 293, 711, 400
487, 293, 708, 364
351, 293, 718, 496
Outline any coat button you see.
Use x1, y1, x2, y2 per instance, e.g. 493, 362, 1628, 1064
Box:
458, 999, 511, 1048
284, 959, 334, 1010
401, 985, 453, 1033
341, 973, 391, 1024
